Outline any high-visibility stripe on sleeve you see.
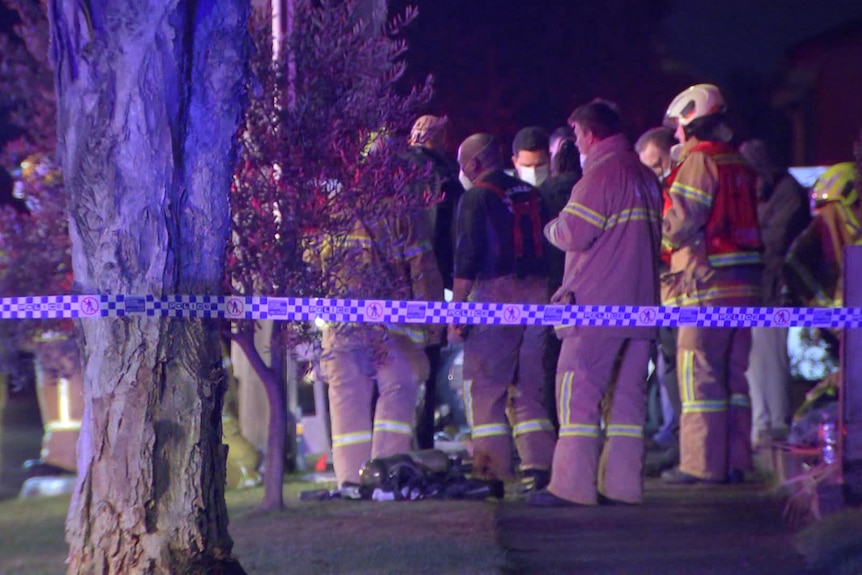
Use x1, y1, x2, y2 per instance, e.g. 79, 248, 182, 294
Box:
403, 240, 433, 259
562, 202, 607, 229
373, 419, 413, 436
707, 252, 763, 267
604, 207, 660, 230
669, 181, 713, 208
513, 419, 555, 437
606, 424, 644, 438
332, 430, 373, 447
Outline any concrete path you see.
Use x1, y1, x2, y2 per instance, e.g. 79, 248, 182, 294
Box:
496, 479, 818, 575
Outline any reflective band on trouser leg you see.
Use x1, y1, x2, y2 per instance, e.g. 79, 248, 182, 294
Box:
606, 424, 643, 438
373, 419, 413, 436
729, 394, 751, 409
472, 423, 511, 438
463, 379, 475, 428
331, 430, 373, 486
332, 430, 374, 448
558, 371, 575, 429
559, 423, 600, 438
681, 399, 728, 414
512, 419, 555, 437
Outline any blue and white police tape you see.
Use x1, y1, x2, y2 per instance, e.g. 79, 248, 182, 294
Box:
1, 294, 861, 328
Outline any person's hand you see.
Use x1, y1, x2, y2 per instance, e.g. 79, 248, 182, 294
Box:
447, 323, 463, 343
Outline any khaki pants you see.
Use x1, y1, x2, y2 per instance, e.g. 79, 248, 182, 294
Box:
746, 327, 791, 444
677, 326, 752, 481
321, 331, 429, 487
548, 331, 651, 504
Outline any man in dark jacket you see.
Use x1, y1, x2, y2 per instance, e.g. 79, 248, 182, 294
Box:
740, 139, 811, 446
449, 133, 556, 493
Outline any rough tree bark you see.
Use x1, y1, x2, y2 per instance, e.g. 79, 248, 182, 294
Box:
51, 1, 249, 573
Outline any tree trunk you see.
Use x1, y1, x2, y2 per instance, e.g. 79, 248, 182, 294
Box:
52, 1, 249, 573
233, 327, 287, 512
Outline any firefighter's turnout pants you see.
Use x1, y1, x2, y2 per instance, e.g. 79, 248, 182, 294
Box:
677, 326, 753, 481
321, 329, 429, 487
462, 275, 555, 481
549, 330, 651, 505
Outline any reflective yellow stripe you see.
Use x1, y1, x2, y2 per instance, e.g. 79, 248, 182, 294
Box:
560, 424, 600, 438
464, 379, 475, 428
670, 181, 713, 207
729, 394, 751, 409
559, 372, 574, 425
606, 424, 643, 438
373, 419, 413, 435
681, 350, 695, 405
332, 431, 373, 447
386, 324, 428, 345
403, 240, 433, 258
681, 400, 727, 414
563, 201, 606, 229
604, 207, 660, 230
707, 252, 763, 267
512, 419, 554, 437
663, 285, 760, 306
473, 423, 510, 438
45, 420, 82, 432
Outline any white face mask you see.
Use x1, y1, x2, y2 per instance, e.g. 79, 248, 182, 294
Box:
517, 165, 550, 187
458, 170, 473, 190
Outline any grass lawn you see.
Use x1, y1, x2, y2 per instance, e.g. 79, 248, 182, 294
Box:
0, 478, 507, 575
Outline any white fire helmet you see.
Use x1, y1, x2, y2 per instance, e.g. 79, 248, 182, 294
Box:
663, 84, 726, 130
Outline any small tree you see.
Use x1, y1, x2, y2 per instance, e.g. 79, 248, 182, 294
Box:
229, 0, 433, 511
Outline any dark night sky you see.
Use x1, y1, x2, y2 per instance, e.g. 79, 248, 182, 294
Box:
387, 0, 862, 161
3, 1, 862, 157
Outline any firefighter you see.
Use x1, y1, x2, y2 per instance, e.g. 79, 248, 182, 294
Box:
316, 188, 443, 493
784, 163, 860, 309
528, 100, 662, 507
449, 133, 556, 494
659, 84, 763, 485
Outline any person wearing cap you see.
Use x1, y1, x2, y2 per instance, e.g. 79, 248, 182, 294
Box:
739, 139, 811, 447
659, 84, 763, 485
449, 133, 556, 494
528, 99, 662, 507
406, 114, 464, 449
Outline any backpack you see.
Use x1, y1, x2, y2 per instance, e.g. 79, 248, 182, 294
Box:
473, 180, 546, 278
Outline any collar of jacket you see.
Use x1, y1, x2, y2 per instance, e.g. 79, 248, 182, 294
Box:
581, 133, 629, 173
676, 137, 703, 163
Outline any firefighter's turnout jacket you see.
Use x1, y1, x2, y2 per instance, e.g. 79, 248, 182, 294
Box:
662, 138, 762, 481
543, 133, 662, 504
317, 209, 443, 487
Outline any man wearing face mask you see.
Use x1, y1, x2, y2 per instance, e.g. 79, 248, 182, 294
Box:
512, 126, 552, 188
450, 133, 556, 495
635, 126, 682, 474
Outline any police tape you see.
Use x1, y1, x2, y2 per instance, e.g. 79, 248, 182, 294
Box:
1, 294, 861, 328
